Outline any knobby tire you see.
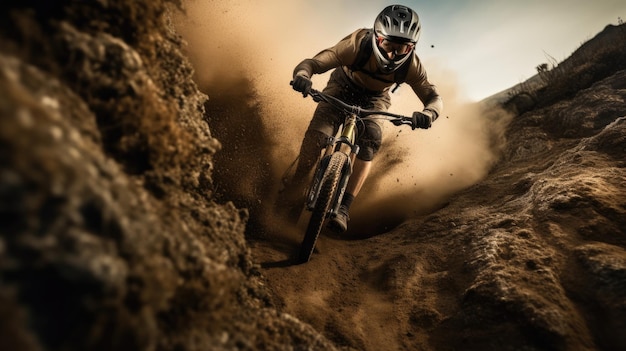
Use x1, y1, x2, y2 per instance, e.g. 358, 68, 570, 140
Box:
298, 152, 347, 263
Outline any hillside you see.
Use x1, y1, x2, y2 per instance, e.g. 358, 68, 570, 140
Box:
1, 2, 625, 351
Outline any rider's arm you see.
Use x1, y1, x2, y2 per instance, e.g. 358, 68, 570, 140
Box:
405, 58, 443, 121
417, 86, 443, 122
292, 30, 362, 79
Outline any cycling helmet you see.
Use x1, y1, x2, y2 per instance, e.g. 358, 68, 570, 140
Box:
372, 5, 421, 73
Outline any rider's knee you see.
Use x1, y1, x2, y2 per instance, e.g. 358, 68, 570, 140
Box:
358, 147, 376, 161
357, 122, 382, 161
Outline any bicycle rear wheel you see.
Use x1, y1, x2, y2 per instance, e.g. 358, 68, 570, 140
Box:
298, 152, 347, 263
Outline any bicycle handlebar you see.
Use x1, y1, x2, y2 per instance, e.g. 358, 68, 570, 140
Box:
306, 88, 414, 127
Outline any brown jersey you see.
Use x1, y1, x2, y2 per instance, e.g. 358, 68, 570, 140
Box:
293, 28, 443, 117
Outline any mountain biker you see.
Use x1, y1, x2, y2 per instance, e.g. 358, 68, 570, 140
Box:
282, 4, 443, 233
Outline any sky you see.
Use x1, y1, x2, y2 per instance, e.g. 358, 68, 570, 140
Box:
410, 0, 626, 100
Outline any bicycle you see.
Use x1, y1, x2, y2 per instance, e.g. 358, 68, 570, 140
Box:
294, 87, 414, 263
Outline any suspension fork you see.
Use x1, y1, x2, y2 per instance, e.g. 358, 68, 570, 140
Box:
336, 114, 358, 158
331, 114, 360, 215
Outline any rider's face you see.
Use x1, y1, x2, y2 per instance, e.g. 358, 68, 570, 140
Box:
377, 37, 414, 60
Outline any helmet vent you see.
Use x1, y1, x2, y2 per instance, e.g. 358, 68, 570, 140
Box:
380, 15, 390, 28
374, 5, 421, 45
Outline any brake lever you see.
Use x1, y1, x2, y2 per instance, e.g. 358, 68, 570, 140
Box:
392, 117, 414, 128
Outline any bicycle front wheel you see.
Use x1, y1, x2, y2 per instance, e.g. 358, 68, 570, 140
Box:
298, 152, 347, 263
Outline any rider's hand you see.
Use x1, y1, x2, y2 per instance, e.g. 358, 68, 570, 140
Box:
291, 75, 312, 97
412, 111, 433, 130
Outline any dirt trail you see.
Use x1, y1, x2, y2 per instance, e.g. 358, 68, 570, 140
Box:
248, 211, 463, 351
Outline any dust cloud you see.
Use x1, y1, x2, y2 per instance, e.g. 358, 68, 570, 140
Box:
351, 64, 514, 234
173, 1, 513, 236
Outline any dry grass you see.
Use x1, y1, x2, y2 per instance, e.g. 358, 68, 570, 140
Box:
505, 23, 626, 113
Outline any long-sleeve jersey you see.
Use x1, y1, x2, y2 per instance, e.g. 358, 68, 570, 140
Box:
293, 28, 443, 117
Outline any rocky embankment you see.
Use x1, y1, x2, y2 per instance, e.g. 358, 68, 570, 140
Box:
0, 1, 335, 350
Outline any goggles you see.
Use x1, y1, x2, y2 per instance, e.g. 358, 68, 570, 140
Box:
377, 36, 414, 57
